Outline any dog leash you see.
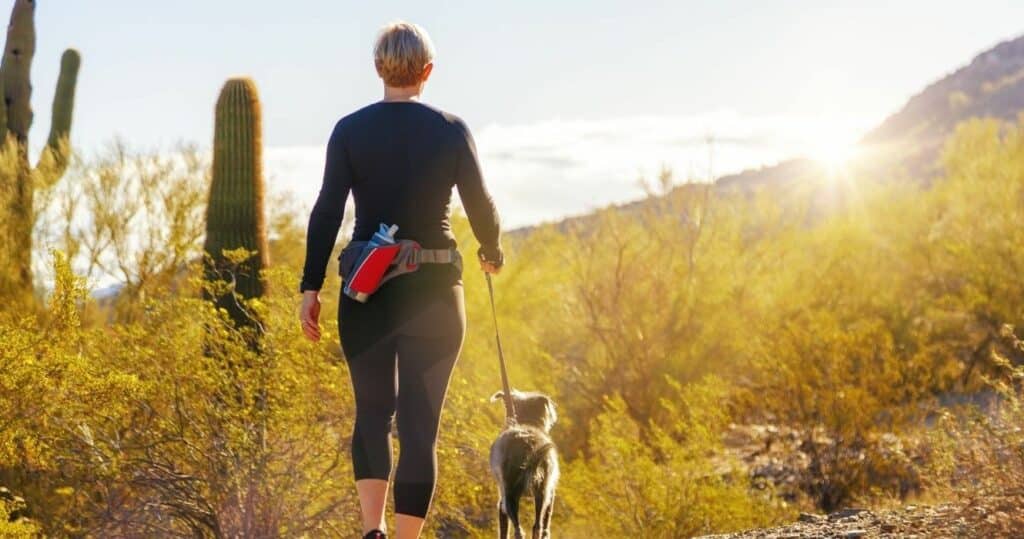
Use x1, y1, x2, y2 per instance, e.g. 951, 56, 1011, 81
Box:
485, 272, 517, 424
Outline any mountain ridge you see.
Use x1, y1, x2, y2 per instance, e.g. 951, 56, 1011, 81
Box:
510, 32, 1024, 235
719, 33, 1024, 190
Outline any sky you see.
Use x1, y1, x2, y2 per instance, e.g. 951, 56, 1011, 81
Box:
28, 1, 1024, 227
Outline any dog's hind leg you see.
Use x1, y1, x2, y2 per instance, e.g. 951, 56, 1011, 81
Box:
540, 491, 554, 539
504, 493, 524, 539
497, 497, 510, 539
532, 488, 546, 539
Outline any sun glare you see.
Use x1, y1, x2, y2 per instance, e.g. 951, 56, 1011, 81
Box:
815, 143, 855, 168
809, 137, 861, 175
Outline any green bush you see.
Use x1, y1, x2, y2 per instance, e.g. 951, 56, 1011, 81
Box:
559, 377, 789, 538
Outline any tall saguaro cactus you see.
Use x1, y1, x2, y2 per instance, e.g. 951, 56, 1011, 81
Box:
0, 0, 81, 303
203, 78, 269, 332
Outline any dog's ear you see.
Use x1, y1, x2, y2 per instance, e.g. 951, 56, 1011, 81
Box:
490, 391, 505, 403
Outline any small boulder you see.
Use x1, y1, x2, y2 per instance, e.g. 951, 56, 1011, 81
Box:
829, 508, 869, 520
798, 512, 824, 523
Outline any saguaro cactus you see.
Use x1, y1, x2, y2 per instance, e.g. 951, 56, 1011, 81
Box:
203, 78, 269, 331
0, 0, 81, 303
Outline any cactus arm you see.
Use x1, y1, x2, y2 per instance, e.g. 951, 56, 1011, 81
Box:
0, 0, 80, 303
1, 0, 36, 143
36, 48, 80, 179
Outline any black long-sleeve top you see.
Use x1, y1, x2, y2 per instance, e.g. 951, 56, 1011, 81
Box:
300, 101, 502, 292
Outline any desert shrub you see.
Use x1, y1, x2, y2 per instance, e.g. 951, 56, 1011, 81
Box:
730, 117, 1024, 511
924, 325, 1024, 535
929, 325, 1024, 495
0, 253, 359, 537
559, 377, 788, 538
35, 142, 210, 321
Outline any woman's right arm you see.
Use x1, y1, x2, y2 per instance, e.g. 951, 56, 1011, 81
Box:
300, 122, 353, 293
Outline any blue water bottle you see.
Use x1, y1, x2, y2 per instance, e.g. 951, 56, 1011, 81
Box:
370, 223, 399, 248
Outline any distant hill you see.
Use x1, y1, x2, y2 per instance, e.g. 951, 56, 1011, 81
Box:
719, 33, 1024, 190
863, 35, 1024, 159
513, 33, 1024, 235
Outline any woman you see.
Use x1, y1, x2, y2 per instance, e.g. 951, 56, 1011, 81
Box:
298, 21, 503, 539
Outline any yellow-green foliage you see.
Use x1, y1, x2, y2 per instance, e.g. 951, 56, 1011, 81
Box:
0, 496, 37, 538
39, 142, 210, 320
559, 377, 786, 538
928, 322, 1024, 491
924, 325, 1024, 536
1, 254, 357, 537
3, 116, 1024, 536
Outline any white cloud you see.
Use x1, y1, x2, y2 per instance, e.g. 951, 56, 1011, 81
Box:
266, 110, 869, 229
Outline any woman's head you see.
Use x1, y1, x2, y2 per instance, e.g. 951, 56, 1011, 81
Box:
374, 21, 435, 89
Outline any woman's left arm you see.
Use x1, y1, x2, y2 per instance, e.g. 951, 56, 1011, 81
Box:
300, 122, 353, 293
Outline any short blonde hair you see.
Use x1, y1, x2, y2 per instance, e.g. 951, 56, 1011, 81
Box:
374, 21, 435, 87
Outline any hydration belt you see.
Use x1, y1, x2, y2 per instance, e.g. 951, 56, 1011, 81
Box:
339, 239, 462, 303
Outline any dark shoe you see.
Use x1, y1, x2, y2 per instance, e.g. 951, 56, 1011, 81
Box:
363, 530, 386, 539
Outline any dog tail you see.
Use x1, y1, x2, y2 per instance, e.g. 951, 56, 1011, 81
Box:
523, 442, 555, 474
505, 441, 556, 496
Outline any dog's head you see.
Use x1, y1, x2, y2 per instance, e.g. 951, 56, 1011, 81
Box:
490, 389, 557, 432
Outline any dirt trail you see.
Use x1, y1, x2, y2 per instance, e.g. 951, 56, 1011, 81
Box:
699, 496, 1022, 538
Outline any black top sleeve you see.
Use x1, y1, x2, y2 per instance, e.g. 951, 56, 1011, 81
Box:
453, 121, 503, 264
300, 123, 353, 292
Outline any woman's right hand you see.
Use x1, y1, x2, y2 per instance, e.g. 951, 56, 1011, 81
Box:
478, 245, 504, 275
300, 290, 322, 342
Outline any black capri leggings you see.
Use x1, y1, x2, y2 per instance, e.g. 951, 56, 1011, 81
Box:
339, 279, 466, 518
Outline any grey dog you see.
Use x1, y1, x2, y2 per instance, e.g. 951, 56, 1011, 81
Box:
489, 389, 560, 539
